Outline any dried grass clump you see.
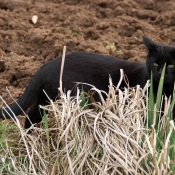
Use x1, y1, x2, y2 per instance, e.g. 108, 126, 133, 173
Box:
0, 77, 154, 175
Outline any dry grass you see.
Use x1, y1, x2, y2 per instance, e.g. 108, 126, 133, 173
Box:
0, 77, 156, 175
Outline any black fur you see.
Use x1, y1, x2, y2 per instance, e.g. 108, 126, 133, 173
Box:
1, 36, 174, 128
143, 36, 175, 97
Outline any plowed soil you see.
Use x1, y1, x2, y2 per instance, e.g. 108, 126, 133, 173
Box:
0, 0, 175, 114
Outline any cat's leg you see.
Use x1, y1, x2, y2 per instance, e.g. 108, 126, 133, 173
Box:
24, 93, 47, 129
24, 100, 41, 129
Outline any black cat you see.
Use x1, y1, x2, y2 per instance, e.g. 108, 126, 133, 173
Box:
144, 36, 175, 98
0, 36, 174, 128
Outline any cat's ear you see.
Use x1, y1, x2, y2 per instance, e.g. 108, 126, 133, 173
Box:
142, 36, 158, 52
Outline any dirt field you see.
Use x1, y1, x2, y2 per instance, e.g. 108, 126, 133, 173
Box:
0, 0, 175, 107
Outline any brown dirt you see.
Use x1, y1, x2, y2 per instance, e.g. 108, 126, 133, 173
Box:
0, 0, 175, 111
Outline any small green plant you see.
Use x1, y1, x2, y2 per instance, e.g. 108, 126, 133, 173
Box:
70, 29, 78, 37
105, 43, 116, 52
117, 49, 123, 55
80, 87, 89, 110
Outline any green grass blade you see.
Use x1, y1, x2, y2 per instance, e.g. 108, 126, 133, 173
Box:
168, 90, 175, 120
148, 71, 155, 128
43, 109, 50, 148
80, 87, 89, 110
155, 64, 166, 124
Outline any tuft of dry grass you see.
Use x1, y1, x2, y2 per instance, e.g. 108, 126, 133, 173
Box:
0, 77, 155, 175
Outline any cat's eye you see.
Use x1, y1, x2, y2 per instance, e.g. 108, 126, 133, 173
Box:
168, 65, 174, 68
154, 63, 158, 67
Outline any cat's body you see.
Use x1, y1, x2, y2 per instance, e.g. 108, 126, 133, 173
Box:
0, 36, 175, 128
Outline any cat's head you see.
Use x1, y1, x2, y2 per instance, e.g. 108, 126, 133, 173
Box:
143, 36, 175, 83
